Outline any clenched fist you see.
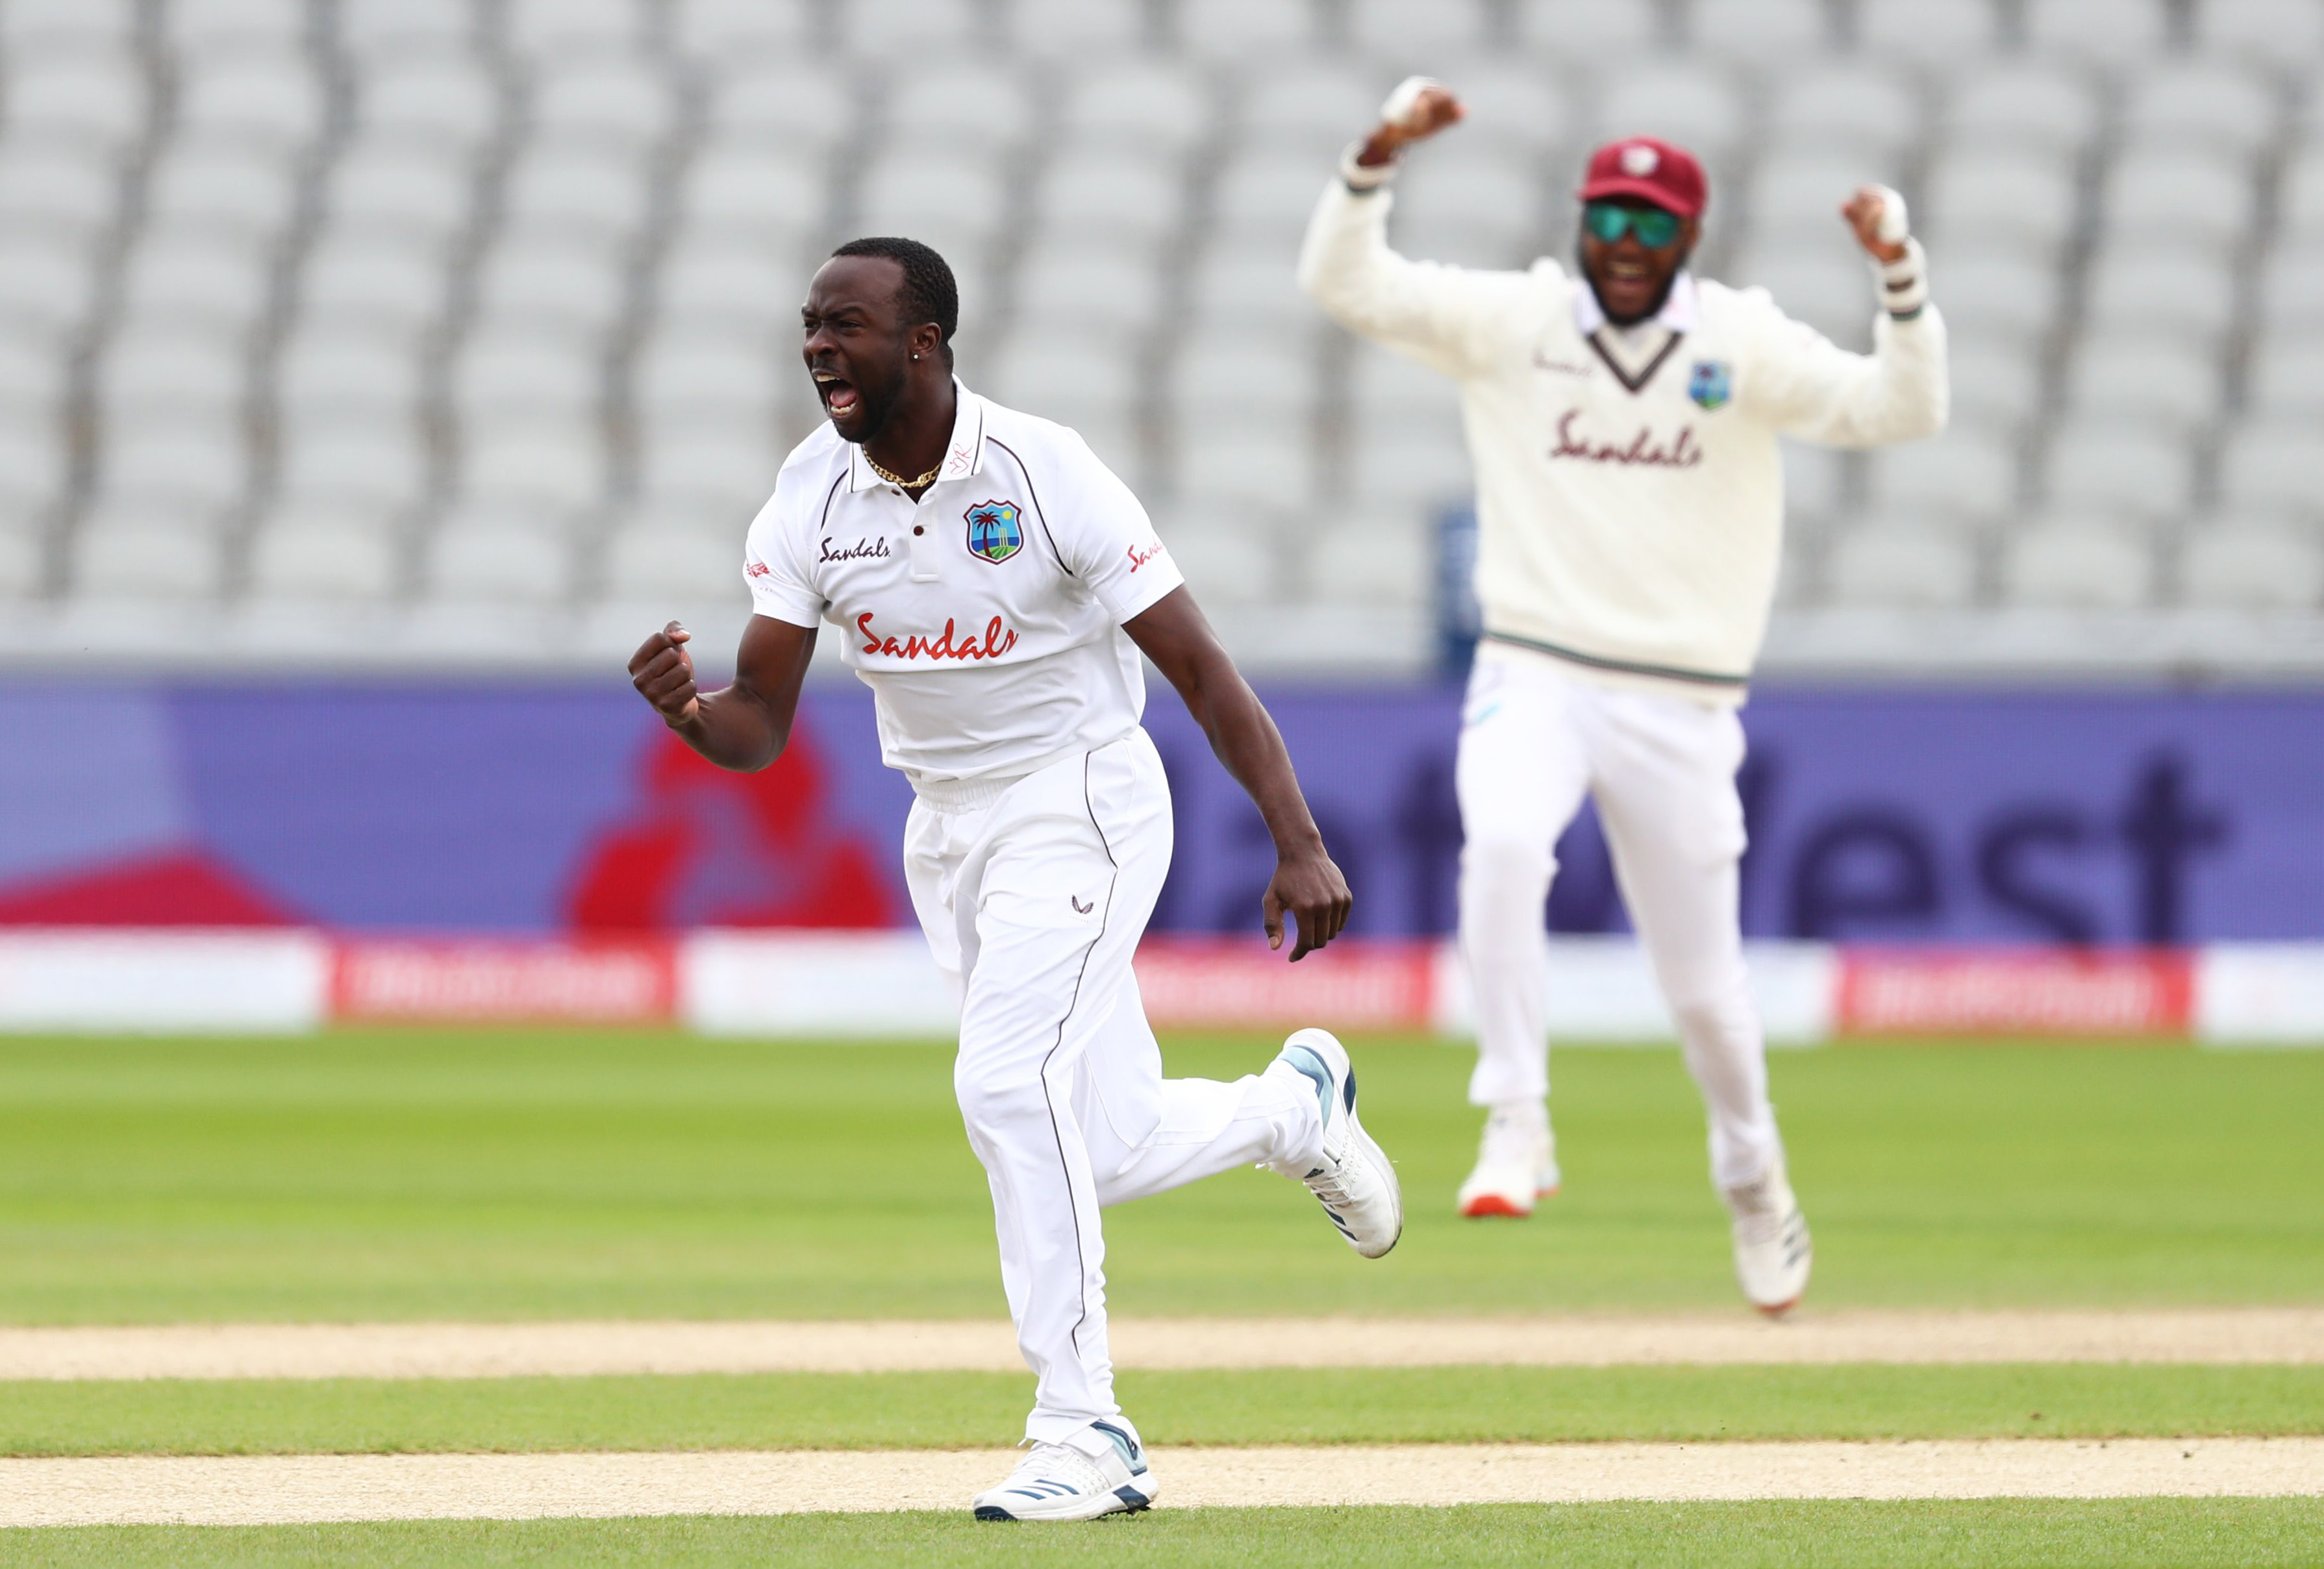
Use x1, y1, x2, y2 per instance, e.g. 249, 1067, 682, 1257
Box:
628, 620, 700, 725
1356, 77, 1465, 169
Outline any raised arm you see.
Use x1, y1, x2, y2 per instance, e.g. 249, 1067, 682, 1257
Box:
1123, 588, 1351, 961
1295, 77, 1516, 378
628, 614, 819, 772
1750, 185, 1949, 447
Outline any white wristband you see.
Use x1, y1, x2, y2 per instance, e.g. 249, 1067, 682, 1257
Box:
1339, 141, 1395, 192
1877, 236, 1928, 318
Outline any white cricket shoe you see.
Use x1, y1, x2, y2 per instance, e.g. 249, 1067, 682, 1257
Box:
1457, 1105, 1560, 1219
971, 1420, 1156, 1522
1725, 1161, 1812, 1316
1271, 1028, 1403, 1258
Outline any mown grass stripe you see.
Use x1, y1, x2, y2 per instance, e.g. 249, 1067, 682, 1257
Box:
1, 1364, 2319, 1458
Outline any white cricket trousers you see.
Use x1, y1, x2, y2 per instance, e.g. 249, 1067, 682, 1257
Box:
903, 729, 1319, 1448
1456, 644, 1782, 1191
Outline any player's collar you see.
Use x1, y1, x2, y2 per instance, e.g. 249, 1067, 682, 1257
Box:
845, 379, 989, 494
1573, 269, 1699, 338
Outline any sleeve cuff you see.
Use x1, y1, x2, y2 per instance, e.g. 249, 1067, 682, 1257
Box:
1877, 237, 1928, 319
1338, 142, 1396, 193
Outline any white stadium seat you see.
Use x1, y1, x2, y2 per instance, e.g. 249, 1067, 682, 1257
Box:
99, 327, 246, 416
1921, 151, 2079, 256
679, 142, 826, 246
1169, 324, 1316, 422
1863, 427, 2018, 522
425, 514, 575, 603
165, 0, 306, 52
276, 416, 429, 512
1057, 61, 1210, 154
1035, 147, 1189, 249
2021, 0, 2172, 66
1732, 245, 1876, 350
1392, 152, 1548, 268
1512, 0, 1662, 58
116, 232, 275, 331
1154, 514, 1278, 608
2000, 520, 2156, 610
500, 145, 652, 242
503, 0, 647, 59
322, 138, 475, 244
2277, 151, 2324, 246
274, 326, 427, 418
702, 64, 856, 150
655, 238, 793, 331
1347, 425, 1473, 515
0, 529, 42, 597
1345, 0, 1492, 57
3, 0, 136, 51
2197, 0, 2324, 58
2043, 420, 2197, 519
0, 143, 125, 241
1943, 62, 2101, 154
2247, 339, 2324, 421
1, 44, 150, 148
601, 518, 743, 603
1177, 424, 1319, 512
1174, 0, 1318, 58
1747, 150, 1903, 240
0, 234, 103, 338
2255, 247, 2324, 336
855, 147, 1011, 254
1210, 148, 1342, 246
1822, 523, 1979, 609
1593, 61, 1749, 163
2216, 418, 2324, 519
531, 59, 676, 149
72, 514, 229, 599
248, 524, 402, 601
299, 234, 452, 332
984, 329, 1142, 429
140, 140, 303, 238
460, 416, 608, 513
175, 51, 326, 149
1856, 0, 1999, 64
636, 333, 783, 427
451, 329, 601, 424
1240, 61, 1382, 149
2062, 338, 2223, 431
2082, 251, 2239, 346
0, 336, 67, 414
1780, 443, 1847, 526
834, 0, 986, 55
1013, 244, 1169, 336
2180, 524, 2324, 610
338, 0, 476, 57
97, 408, 249, 510
1349, 345, 1463, 446
1761, 62, 1925, 162
672, 0, 814, 60
0, 421, 69, 512
882, 61, 1040, 153
1690, 0, 1834, 61
2101, 147, 2257, 252
1008, 0, 1149, 54
1305, 513, 1432, 609
2118, 61, 2279, 155
357, 56, 503, 150
471, 238, 631, 337
1432, 59, 1572, 158
638, 420, 782, 510
1945, 338, 2043, 426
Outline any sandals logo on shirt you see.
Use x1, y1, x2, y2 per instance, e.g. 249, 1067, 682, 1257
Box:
963, 500, 1025, 565
1687, 359, 1732, 410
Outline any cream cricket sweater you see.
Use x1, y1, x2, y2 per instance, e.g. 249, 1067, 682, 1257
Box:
1298, 175, 1949, 704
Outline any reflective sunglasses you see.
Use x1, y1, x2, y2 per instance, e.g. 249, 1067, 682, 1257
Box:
1583, 201, 1682, 249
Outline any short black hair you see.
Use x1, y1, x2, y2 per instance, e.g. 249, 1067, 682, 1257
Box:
829, 236, 959, 362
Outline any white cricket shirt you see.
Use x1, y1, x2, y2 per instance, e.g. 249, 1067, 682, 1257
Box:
743, 384, 1186, 798
1299, 174, 1949, 705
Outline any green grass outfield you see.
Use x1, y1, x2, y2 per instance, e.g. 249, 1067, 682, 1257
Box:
8, 1500, 2324, 1568
0, 1032, 2319, 1322
1, 1365, 2319, 1456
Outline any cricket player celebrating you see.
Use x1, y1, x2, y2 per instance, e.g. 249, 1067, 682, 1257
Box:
629, 236, 1400, 1522
1300, 82, 1947, 1314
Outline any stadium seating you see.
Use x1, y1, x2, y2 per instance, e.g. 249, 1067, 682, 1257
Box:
0, 0, 2317, 673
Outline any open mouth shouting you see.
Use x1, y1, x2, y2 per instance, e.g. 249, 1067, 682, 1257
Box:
812, 370, 860, 420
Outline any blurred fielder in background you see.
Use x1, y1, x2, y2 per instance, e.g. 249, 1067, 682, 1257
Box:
1301, 79, 1949, 1315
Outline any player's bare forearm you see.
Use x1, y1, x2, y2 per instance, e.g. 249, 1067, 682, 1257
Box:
1125, 589, 1352, 958
627, 615, 818, 773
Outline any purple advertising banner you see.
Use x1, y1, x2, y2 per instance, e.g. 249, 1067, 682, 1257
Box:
1, 679, 2318, 943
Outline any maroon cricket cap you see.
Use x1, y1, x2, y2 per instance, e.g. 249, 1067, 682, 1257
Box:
1577, 136, 1708, 218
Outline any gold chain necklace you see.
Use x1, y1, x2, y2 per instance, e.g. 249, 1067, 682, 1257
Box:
864, 450, 943, 490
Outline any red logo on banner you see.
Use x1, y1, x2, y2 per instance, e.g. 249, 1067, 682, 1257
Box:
566, 720, 892, 931
1134, 938, 1433, 1032
334, 938, 677, 1023
1837, 948, 2195, 1036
